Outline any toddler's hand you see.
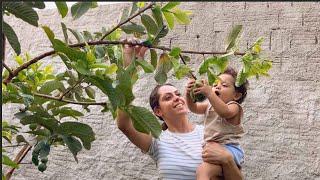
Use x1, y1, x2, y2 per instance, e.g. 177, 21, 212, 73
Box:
192, 79, 213, 97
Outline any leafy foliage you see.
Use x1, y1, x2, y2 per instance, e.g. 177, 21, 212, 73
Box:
2, 1, 272, 176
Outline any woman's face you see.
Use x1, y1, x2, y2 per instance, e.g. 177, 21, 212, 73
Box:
154, 85, 189, 120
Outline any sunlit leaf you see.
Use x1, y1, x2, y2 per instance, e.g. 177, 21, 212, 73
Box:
161, 2, 180, 11
226, 25, 242, 51
55, 2, 68, 18
163, 11, 175, 29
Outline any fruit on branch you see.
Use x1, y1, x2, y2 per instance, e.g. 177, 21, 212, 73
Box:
190, 80, 207, 103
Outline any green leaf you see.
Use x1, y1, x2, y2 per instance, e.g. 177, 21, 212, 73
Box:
68, 28, 85, 43
181, 55, 191, 62
169, 47, 181, 58
3, 2, 39, 26
20, 114, 59, 132
25, 2, 45, 9
16, 135, 28, 144
174, 64, 191, 79
3, 21, 21, 55
42, 26, 55, 44
52, 107, 84, 120
2, 131, 12, 143
83, 31, 93, 42
125, 105, 162, 138
57, 122, 95, 150
136, 59, 155, 73
61, 22, 69, 43
2, 154, 19, 168
235, 69, 248, 87
150, 49, 157, 68
52, 39, 87, 62
120, 7, 129, 23
162, 2, 180, 11
55, 2, 68, 18
154, 53, 172, 84
163, 12, 175, 29
137, 2, 145, 8
85, 87, 95, 99
152, 5, 163, 27
115, 68, 134, 106
141, 14, 158, 35
129, 2, 138, 16
57, 53, 72, 69
172, 8, 191, 24
88, 76, 119, 111
207, 70, 218, 86
226, 25, 243, 51
71, 2, 94, 20
39, 80, 64, 94
62, 135, 82, 163
121, 23, 145, 34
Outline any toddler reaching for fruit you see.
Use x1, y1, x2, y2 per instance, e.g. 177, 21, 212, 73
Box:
185, 66, 249, 180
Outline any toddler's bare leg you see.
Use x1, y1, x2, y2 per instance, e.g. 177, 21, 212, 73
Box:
196, 162, 222, 180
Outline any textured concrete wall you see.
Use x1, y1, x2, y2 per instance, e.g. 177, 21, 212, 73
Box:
3, 2, 320, 180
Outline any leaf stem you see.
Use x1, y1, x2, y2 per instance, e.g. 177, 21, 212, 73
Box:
100, 2, 155, 40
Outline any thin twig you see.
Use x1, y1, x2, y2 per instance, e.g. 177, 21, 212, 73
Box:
179, 54, 197, 80
3, 143, 28, 148
34, 92, 106, 106
3, 62, 14, 75
3, 41, 247, 85
100, 2, 155, 40
5, 144, 32, 180
59, 77, 85, 100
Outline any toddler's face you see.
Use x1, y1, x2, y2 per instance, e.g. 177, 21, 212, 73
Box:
212, 74, 240, 103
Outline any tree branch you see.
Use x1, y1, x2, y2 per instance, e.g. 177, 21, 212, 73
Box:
5, 144, 32, 180
33, 92, 107, 106
3, 62, 14, 75
2, 40, 247, 85
100, 2, 155, 40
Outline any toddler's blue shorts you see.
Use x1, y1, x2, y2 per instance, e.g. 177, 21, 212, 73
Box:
224, 144, 244, 168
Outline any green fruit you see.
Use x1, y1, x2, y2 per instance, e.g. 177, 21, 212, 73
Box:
41, 157, 48, 163
38, 163, 47, 172
32, 155, 39, 166
29, 124, 37, 130
190, 80, 207, 103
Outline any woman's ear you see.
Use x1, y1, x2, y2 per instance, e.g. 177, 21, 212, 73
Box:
154, 107, 163, 118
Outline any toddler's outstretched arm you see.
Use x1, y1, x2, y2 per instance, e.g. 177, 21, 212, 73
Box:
193, 79, 240, 120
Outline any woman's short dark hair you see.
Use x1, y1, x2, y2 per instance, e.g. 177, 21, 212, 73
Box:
222, 67, 249, 104
149, 83, 174, 130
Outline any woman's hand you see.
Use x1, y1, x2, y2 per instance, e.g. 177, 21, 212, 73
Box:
202, 142, 233, 165
123, 38, 148, 67
185, 78, 196, 97
193, 79, 213, 98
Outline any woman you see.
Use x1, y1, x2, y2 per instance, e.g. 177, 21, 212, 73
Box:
117, 39, 243, 180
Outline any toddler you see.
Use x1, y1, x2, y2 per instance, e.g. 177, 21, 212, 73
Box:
186, 66, 249, 180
